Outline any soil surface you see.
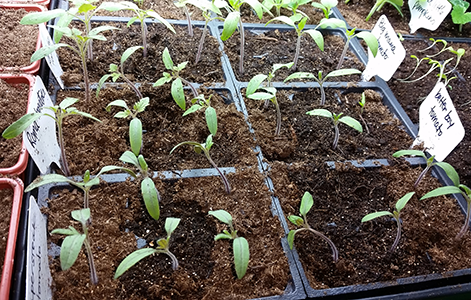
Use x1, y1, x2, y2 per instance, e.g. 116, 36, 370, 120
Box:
336, 0, 471, 38
58, 22, 224, 86
44, 167, 290, 299
224, 29, 365, 82
388, 39, 471, 189
0, 79, 29, 169
0, 8, 38, 71
0, 187, 13, 274
243, 88, 413, 162
56, 85, 257, 176
270, 160, 471, 289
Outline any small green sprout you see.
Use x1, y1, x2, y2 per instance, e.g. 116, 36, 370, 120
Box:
170, 135, 231, 194
449, 0, 471, 32
119, 149, 161, 221
209, 210, 249, 279
262, 0, 291, 17
51, 208, 98, 284
392, 150, 454, 189
246, 62, 294, 136
2, 98, 101, 176
337, 28, 378, 70
101, 1, 175, 57
400, 40, 465, 87
288, 192, 339, 262
106, 97, 150, 156
183, 94, 218, 136
358, 92, 370, 134
174, 0, 196, 36
306, 108, 362, 150
266, 15, 324, 70
24, 166, 136, 209
20, 0, 122, 101
421, 164, 471, 240
189, 0, 228, 64
220, 0, 273, 75
311, 0, 338, 19
114, 217, 181, 279
365, 0, 403, 22
97, 46, 144, 99
362, 192, 415, 253
153, 47, 198, 110
284, 69, 361, 105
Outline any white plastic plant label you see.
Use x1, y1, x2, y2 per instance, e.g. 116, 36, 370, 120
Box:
408, 0, 452, 34
362, 15, 406, 82
413, 82, 465, 162
24, 76, 62, 174
38, 23, 65, 89
26, 196, 52, 300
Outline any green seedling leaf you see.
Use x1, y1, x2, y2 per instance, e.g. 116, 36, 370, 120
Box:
205, 107, 218, 136
165, 217, 181, 236
97, 74, 113, 97
58, 233, 86, 271
421, 186, 463, 200
162, 47, 174, 70
129, 118, 143, 156
31, 43, 69, 62
135, 97, 150, 113
176, 61, 189, 72
146, 11, 176, 34
25, 174, 74, 192
51, 226, 78, 236
138, 155, 148, 172
436, 162, 460, 187
114, 248, 157, 279
2, 113, 43, 139
153, 76, 172, 87
120, 151, 140, 167
182, 104, 203, 116
272, 62, 294, 74
268, 15, 295, 27
205, 134, 213, 150
288, 215, 304, 227
361, 211, 394, 222
71, 208, 91, 225
141, 177, 160, 221
171, 78, 186, 110
306, 108, 332, 119
247, 92, 274, 100
214, 233, 233, 240
450, 0, 471, 25
284, 72, 315, 82
97, 165, 137, 178
69, 110, 102, 123
209, 210, 232, 225
60, 97, 79, 110
339, 116, 363, 132
356, 31, 378, 57
20, 9, 66, 25
121, 46, 143, 65
324, 68, 361, 80
304, 30, 324, 51
221, 11, 240, 41
392, 150, 426, 158
287, 230, 296, 249
299, 191, 313, 216
318, 18, 347, 29
106, 100, 129, 112
395, 192, 415, 212
246, 74, 268, 96
233, 237, 249, 279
